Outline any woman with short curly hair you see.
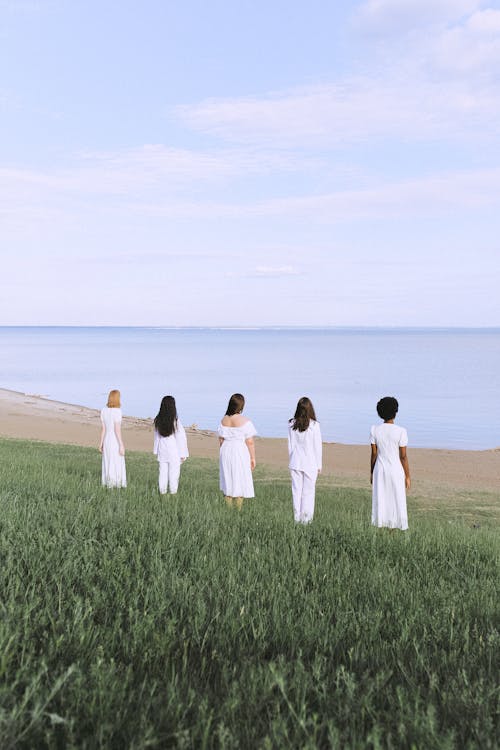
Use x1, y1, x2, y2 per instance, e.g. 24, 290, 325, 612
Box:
370, 396, 411, 530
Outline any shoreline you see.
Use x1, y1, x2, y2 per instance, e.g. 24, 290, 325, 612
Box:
0, 387, 499, 493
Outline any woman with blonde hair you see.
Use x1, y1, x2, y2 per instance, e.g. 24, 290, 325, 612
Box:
99, 389, 126, 488
218, 393, 257, 510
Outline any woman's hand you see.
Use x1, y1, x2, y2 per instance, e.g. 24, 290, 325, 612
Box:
98, 444, 103, 454
119, 445, 125, 457
246, 437, 256, 471
405, 476, 411, 491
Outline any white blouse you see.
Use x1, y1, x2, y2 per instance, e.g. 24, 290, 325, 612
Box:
288, 419, 322, 477
217, 420, 257, 443
153, 421, 189, 463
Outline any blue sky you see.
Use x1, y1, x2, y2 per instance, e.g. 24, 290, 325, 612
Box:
1, 0, 500, 326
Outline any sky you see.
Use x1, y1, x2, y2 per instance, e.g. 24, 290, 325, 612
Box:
1, 0, 500, 326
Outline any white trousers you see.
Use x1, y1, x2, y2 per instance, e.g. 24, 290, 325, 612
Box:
291, 469, 317, 523
158, 461, 181, 494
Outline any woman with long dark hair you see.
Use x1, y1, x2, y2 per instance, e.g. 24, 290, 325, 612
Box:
153, 395, 189, 495
288, 396, 322, 523
218, 393, 257, 510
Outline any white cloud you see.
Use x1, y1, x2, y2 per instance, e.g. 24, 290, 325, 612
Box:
0, 143, 319, 238
225, 264, 304, 280
135, 166, 500, 222
355, 0, 481, 33
176, 3, 500, 148
435, 9, 500, 71
176, 73, 499, 148
0, 0, 55, 11
254, 265, 301, 277
0, 144, 308, 199
3, 147, 500, 232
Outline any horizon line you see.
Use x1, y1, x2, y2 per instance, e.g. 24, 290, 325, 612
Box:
1, 324, 499, 331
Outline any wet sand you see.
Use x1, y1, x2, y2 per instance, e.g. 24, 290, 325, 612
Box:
0, 388, 499, 493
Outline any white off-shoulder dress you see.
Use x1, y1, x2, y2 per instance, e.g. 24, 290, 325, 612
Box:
101, 406, 127, 488
218, 420, 257, 498
370, 423, 408, 530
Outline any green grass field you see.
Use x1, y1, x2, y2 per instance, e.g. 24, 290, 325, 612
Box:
0, 438, 498, 749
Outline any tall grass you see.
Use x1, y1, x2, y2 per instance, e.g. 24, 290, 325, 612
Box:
0, 438, 498, 749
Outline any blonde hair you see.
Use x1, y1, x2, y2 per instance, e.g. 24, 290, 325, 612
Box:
107, 389, 121, 408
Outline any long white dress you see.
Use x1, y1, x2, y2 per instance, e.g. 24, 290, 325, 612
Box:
370, 423, 408, 530
218, 420, 257, 498
101, 406, 127, 488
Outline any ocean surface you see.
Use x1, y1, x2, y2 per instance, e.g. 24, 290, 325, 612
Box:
1, 327, 499, 450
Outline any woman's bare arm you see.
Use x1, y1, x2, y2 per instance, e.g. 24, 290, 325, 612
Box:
99, 423, 105, 453
370, 444, 377, 484
114, 421, 125, 456
245, 437, 256, 470
399, 446, 411, 490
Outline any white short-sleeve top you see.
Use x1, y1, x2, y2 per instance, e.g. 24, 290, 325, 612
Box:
370, 423, 408, 467
101, 406, 122, 430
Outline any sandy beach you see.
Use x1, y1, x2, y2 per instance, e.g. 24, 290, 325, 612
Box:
0, 387, 498, 493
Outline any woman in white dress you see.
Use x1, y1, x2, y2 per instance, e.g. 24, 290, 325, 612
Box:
153, 395, 189, 495
218, 393, 257, 510
288, 396, 322, 524
370, 396, 411, 530
99, 389, 126, 488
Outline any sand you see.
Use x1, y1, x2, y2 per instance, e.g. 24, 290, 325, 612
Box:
0, 388, 498, 493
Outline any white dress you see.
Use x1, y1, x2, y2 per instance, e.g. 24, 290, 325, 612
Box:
101, 406, 127, 488
370, 423, 408, 530
218, 420, 257, 498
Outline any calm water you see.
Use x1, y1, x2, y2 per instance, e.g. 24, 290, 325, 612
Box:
1, 327, 499, 449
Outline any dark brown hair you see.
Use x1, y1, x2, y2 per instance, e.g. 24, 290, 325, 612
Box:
290, 396, 317, 432
154, 395, 178, 437
225, 393, 245, 416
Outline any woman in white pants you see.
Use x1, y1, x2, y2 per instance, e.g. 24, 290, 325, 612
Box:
153, 395, 189, 495
288, 397, 322, 523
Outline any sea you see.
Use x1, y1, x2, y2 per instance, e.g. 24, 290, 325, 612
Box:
1, 327, 499, 450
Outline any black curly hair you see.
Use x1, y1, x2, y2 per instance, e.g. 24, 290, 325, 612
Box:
376, 396, 399, 421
